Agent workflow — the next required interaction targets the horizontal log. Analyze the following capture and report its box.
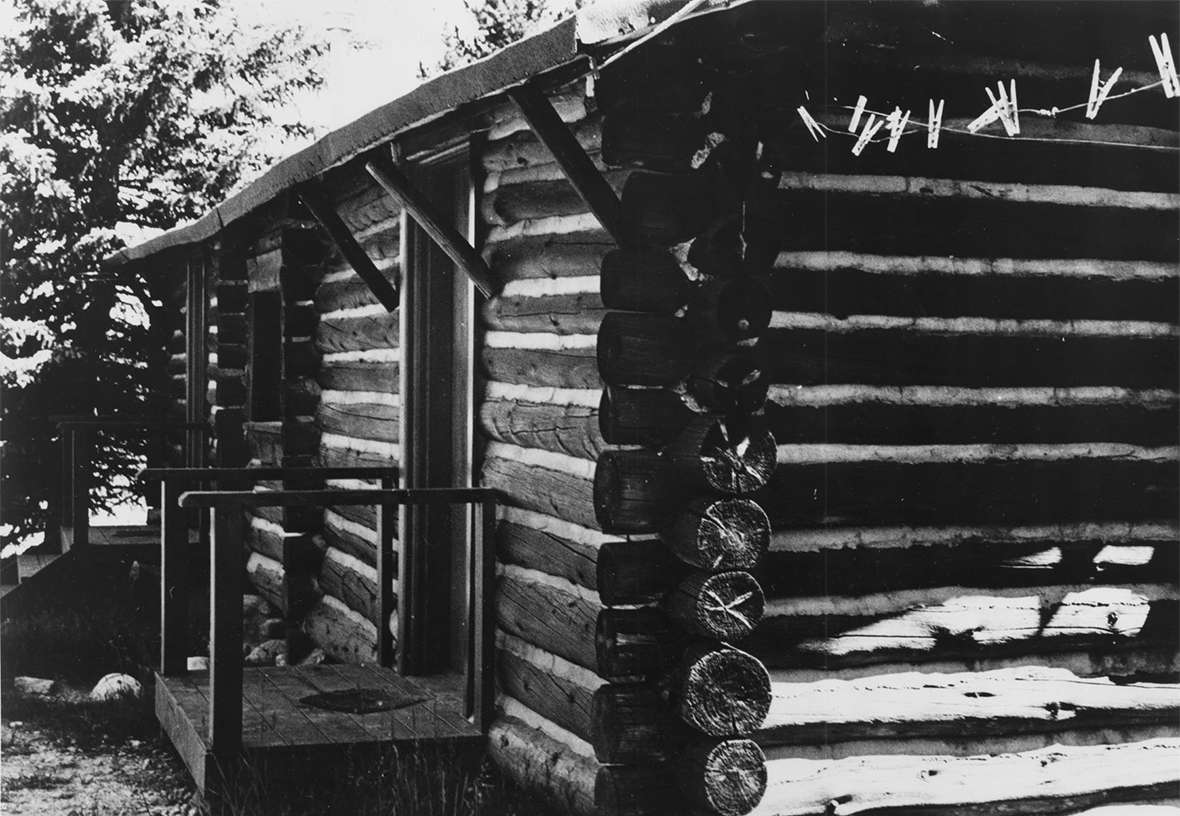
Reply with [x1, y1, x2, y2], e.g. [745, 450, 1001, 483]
[597, 312, 695, 388]
[600, 248, 692, 313]
[487, 714, 597, 816]
[322, 507, 378, 566]
[496, 507, 675, 604]
[496, 567, 599, 672]
[484, 228, 611, 282]
[768, 251, 1179, 322]
[315, 308, 399, 353]
[285, 377, 320, 416]
[496, 631, 668, 763]
[746, 584, 1180, 672]
[676, 738, 767, 816]
[599, 386, 697, 447]
[482, 118, 602, 172]
[686, 351, 769, 415]
[671, 643, 772, 737]
[753, 739, 1180, 816]
[301, 594, 378, 665]
[316, 401, 398, 443]
[762, 322, 1178, 389]
[481, 347, 601, 389]
[317, 359, 398, 392]
[317, 439, 398, 471]
[245, 421, 283, 465]
[760, 530, 1172, 599]
[666, 570, 765, 641]
[482, 450, 598, 531]
[759, 190, 1177, 262]
[593, 449, 678, 533]
[314, 263, 399, 313]
[482, 168, 629, 226]
[596, 606, 676, 680]
[763, 388, 1180, 446]
[246, 551, 286, 615]
[753, 459, 1178, 527]
[668, 497, 770, 572]
[482, 291, 605, 335]
[480, 398, 605, 459]
[317, 545, 381, 624]
[333, 183, 402, 236]
[758, 667, 1180, 750]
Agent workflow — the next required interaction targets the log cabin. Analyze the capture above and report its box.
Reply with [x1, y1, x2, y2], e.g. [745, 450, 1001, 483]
[102, 1, 1180, 813]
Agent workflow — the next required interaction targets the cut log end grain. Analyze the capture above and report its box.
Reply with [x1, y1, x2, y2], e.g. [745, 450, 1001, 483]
[674, 644, 772, 737]
[691, 278, 773, 345]
[597, 312, 695, 388]
[672, 419, 778, 495]
[668, 497, 770, 571]
[677, 738, 768, 816]
[593, 449, 678, 533]
[667, 571, 766, 641]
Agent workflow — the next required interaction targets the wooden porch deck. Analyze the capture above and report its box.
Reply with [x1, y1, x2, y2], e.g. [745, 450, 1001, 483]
[157, 665, 482, 792]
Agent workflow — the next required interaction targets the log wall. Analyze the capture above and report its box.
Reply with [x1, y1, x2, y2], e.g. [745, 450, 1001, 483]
[306, 171, 402, 663]
[590, 7, 1180, 815]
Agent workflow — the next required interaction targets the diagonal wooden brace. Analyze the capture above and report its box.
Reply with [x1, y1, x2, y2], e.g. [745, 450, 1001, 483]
[508, 83, 626, 245]
[364, 154, 497, 298]
[298, 182, 400, 312]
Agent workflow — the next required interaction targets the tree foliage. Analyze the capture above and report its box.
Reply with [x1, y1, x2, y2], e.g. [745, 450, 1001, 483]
[424, 0, 583, 77]
[0, 0, 328, 549]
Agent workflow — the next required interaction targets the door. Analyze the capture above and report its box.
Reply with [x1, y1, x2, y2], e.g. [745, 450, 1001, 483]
[398, 150, 480, 676]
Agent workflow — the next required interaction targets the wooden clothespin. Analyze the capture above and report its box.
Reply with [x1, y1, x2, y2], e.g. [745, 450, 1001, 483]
[1149, 33, 1179, 98]
[982, 79, 1020, 136]
[848, 95, 868, 133]
[927, 98, 945, 148]
[885, 107, 910, 153]
[851, 113, 884, 156]
[797, 105, 826, 142]
[1085, 60, 1123, 119]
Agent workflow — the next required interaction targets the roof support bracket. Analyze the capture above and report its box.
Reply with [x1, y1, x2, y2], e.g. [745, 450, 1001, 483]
[297, 182, 400, 312]
[365, 155, 497, 298]
[508, 82, 625, 245]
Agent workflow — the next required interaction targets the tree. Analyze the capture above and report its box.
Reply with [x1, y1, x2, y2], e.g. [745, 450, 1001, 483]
[0, 0, 329, 551]
[423, 0, 583, 77]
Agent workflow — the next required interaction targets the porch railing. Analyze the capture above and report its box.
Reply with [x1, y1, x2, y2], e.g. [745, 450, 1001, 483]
[138, 466, 398, 675]
[53, 416, 209, 553]
[172, 486, 498, 764]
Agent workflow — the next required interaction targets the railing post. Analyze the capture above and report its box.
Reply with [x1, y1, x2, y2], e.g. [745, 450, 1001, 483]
[57, 427, 74, 553]
[208, 502, 243, 763]
[160, 479, 188, 675]
[376, 497, 396, 668]
[472, 498, 496, 731]
[71, 427, 91, 550]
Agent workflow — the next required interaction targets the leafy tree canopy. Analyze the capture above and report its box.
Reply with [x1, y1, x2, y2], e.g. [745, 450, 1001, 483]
[424, 0, 583, 77]
[0, 0, 329, 549]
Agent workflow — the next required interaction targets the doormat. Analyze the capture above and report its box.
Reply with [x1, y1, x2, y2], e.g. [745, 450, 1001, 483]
[299, 687, 428, 714]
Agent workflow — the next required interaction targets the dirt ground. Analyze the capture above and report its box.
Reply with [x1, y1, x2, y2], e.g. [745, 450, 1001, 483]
[1, 686, 196, 816]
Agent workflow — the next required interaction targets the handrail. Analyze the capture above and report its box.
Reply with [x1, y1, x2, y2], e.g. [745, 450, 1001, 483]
[166, 486, 498, 764]
[145, 466, 399, 676]
[138, 465, 397, 482]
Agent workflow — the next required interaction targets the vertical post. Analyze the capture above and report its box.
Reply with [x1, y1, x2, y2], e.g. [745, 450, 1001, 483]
[160, 479, 188, 675]
[472, 498, 496, 731]
[56, 427, 74, 553]
[208, 502, 243, 762]
[376, 496, 396, 668]
[70, 427, 91, 550]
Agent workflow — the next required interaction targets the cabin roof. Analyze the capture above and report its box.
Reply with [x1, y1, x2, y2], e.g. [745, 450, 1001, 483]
[104, 0, 733, 267]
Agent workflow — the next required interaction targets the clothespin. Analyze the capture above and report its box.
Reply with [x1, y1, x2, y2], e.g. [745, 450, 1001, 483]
[983, 79, 1019, 136]
[848, 95, 868, 133]
[1085, 60, 1123, 119]
[797, 105, 826, 142]
[1149, 33, 1179, 98]
[927, 98, 945, 148]
[967, 100, 1001, 133]
[885, 106, 910, 153]
[851, 113, 884, 156]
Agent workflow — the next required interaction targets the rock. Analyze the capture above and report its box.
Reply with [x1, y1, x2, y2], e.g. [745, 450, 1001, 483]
[242, 594, 273, 617]
[274, 652, 288, 667]
[297, 647, 327, 666]
[260, 617, 286, 639]
[14, 676, 57, 695]
[186, 656, 209, 671]
[244, 638, 286, 667]
[90, 673, 143, 701]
